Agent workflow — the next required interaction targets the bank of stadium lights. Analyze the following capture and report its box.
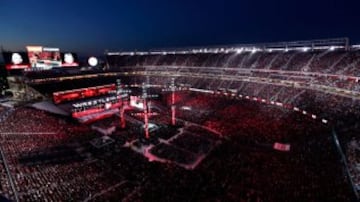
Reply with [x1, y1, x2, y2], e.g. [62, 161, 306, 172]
[110, 43, 351, 56]
[251, 48, 257, 54]
[236, 48, 243, 54]
[88, 57, 98, 67]
[303, 47, 310, 52]
[11, 53, 23, 64]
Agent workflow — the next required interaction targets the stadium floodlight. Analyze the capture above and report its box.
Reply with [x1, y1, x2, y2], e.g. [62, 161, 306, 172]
[303, 47, 309, 52]
[64, 53, 74, 64]
[88, 57, 98, 67]
[251, 48, 257, 54]
[11, 53, 23, 65]
[330, 46, 335, 51]
[236, 48, 243, 54]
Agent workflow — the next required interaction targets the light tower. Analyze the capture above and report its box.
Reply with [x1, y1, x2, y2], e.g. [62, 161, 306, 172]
[115, 79, 131, 129]
[162, 78, 181, 126]
[140, 81, 158, 139]
[142, 82, 149, 139]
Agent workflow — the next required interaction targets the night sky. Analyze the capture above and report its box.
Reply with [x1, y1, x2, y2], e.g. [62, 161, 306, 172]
[0, 0, 359, 56]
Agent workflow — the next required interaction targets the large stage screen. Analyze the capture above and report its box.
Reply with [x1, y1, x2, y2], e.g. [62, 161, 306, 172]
[2, 51, 31, 70]
[26, 46, 62, 69]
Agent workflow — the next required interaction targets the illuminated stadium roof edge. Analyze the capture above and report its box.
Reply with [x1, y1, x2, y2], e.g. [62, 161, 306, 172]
[107, 37, 360, 56]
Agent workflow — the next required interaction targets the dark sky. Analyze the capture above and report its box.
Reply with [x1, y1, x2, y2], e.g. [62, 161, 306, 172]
[0, 0, 359, 55]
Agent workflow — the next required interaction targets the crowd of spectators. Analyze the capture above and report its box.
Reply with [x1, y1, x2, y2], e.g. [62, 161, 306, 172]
[0, 91, 358, 201]
[165, 92, 357, 201]
[2, 40, 359, 201]
[103, 49, 360, 109]
[0, 108, 122, 201]
[0, 106, 14, 123]
[107, 49, 360, 75]
[346, 136, 360, 192]
[337, 122, 360, 197]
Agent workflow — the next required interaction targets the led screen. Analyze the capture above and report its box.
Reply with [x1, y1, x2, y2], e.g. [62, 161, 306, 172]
[27, 46, 62, 69]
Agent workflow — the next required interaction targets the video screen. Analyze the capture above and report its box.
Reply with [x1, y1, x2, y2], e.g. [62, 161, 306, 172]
[27, 46, 62, 69]
[61, 52, 79, 67]
[2, 52, 31, 70]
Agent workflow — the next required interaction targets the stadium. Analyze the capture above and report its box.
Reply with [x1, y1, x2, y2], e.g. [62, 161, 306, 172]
[0, 37, 359, 201]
